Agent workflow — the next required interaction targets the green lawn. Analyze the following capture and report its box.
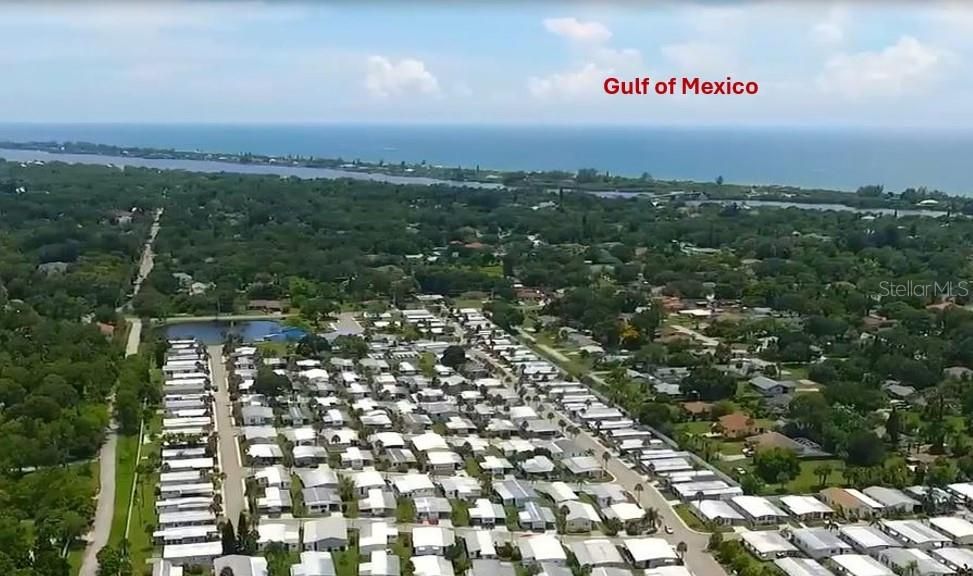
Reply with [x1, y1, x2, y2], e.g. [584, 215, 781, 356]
[334, 546, 360, 576]
[729, 458, 846, 495]
[464, 457, 482, 478]
[719, 441, 745, 455]
[780, 364, 810, 380]
[674, 504, 732, 533]
[127, 413, 163, 571]
[504, 505, 520, 530]
[451, 501, 471, 526]
[783, 460, 845, 493]
[109, 433, 140, 545]
[674, 504, 711, 533]
[392, 534, 412, 564]
[67, 548, 85, 576]
[676, 421, 713, 435]
[454, 296, 486, 309]
[396, 498, 417, 523]
[291, 474, 307, 516]
[257, 341, 291, 357]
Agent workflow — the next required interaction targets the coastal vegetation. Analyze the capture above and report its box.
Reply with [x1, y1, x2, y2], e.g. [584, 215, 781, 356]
[0, 160, 162, 574]
[4, 145, 973, 572]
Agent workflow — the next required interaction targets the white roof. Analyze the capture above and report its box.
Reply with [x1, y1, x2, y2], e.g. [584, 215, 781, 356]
[371, 432, 405, 448]
[360, 521, 396, 549]
[623, 538, 678, 563]
[644, 568, 692, 576]
[775, 558, 835, 576]
[948, 482, 973, 500]
[740, 531, 798, 555]
[465, 528, 496, 557]
[693, 499, 744, 522]
[607, 502, 645, 522]
[413, 526, 454, 549]
[881, 520, 951, 545]
[427, 450, 462, 466]
[929, 516, 973, 540]
[393, 473, 435, 494]
[780, 495, 833, 516]
[932, 547, 973, 571]
[354, 469, 387, 489]
[411, 556, 454, 576]
[412, 432, 448, 452]
[162, 540, 222, 560]
[521, 534, 567, 562]
[258, 523, 300, 545]
[300, 368, 330, 381]
[731, 495, 788, 519]
[839, 526, 900, 550]
[844, 488, 884, 510]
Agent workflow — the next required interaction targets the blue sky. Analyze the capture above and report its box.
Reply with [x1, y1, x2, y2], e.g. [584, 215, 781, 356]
[1, 1, 972, 127]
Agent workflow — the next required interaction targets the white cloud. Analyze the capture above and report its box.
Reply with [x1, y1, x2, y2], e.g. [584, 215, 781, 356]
[817, 36, 947, 98]
[543, 17, 612, 43]
[661, 42, 738, 75]
[365, 56, 440, 98]
[810, 6, 848, 45]
[528, 63, 606, 99]
[593, 46, 642, 71]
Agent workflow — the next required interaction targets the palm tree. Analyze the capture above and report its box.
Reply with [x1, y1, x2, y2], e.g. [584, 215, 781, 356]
[676, 541, 688, 558]
[813, 463, 833, 488]
[601, 451, 610, 468]
[634, 483, 644, 503]
[644, 507, 659, 531]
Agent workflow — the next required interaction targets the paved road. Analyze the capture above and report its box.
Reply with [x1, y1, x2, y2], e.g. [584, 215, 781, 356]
[81, 210, 158, 576]
[461, 323, 728, 576]
[80, 422, 118, 576]
[209, 345, 247, 527]
[129, 209, 163, 304]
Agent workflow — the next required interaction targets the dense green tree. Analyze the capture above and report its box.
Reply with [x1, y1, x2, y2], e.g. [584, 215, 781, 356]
[752, 448, 800, 484]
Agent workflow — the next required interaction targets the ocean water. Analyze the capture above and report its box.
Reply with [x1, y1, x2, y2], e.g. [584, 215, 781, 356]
[0, 123, 971, 194]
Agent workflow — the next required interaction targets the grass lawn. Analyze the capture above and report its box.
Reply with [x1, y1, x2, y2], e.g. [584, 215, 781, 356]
[109, 433, 140, 545]
[782, 459, 845, 493]
[675, 421, 713, 435]
[464, 457, 482, 478]
[504, 505, 520, 530]
[734, 458, 846, 495]
[396, 498, 417, 523]
[674, 504, 710, 533]
[127, 413, 163, 571]
[291, 473, 306, 516]
[392, 534, 412, 564]
[257, 341, 290, 357]
[334, 546, 360, 576]
[719, 441, 746, 455]
[780, 365, 810, 381]
[344, 498, 359, 518]
[451, 501, 471, 526]
[67, 548, 85, 576]
[674, 504, 732, 533]
[529, 342, 588, 379]
[454, 295, 486, 309]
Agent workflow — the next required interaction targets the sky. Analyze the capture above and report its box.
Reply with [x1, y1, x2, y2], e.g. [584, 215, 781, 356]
[1, 1, 973, 128]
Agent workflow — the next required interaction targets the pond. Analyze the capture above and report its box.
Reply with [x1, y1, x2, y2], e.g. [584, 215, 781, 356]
[163, 319, 306, 344]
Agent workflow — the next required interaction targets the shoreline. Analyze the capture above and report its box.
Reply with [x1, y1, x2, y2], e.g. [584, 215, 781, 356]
[0, 139, 965, 213]
[155, 313, 292, 324]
